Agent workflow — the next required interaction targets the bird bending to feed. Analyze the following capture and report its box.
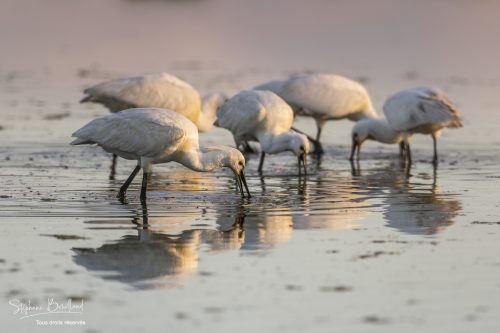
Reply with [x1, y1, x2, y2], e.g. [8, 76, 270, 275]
[80, 72, 227, 175]
[350, 87, 462, 164]
[254, 74, 377, 154]
[383, 87, 462, 165]
[71, 108, 250, 203]
[215, 90, 310, 176]
[350, 118, 404, 161]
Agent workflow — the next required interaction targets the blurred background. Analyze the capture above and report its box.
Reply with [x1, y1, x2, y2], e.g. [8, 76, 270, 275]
[2, 0, 499, 146]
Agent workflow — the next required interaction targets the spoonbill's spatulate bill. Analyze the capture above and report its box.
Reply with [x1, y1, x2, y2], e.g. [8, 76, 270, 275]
[383, 87, 463, 165]
[71, 108, 250, 203]
[350, 118, 405, 160]
[215, 90, 309, 176]
[80, 72, 227, 176]
[255, 74, 378, 153]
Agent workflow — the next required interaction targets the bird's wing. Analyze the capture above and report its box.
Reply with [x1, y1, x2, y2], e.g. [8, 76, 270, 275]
[71, 108, 190, 158]
[253, 80, 286, 95]
[280, 74, 371, 116]
[216, 91, 267, 138]
[83, 73, 202, 122]
[255, 91, 294, 134]
[383, 87, 462, 131]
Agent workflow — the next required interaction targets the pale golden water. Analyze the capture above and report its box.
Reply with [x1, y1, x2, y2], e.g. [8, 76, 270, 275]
[1, 0, 500, 332]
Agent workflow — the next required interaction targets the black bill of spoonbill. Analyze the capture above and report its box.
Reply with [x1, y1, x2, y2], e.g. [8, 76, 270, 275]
[383, 87, 463, 165]
[71, 108, 250, 203]
[215, 90, 310, 176]
[255, 74, 378, 154]
[350, 118, 405, 161]
[80, 72, 227, 175]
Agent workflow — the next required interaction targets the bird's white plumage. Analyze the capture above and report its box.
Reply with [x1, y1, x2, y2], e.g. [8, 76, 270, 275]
[216, 90, 294, 144]
[71, 108, 194, 162]
[383, 87, 462, 133]
[278, 74, 377, 120]
[82, 73, 221, 131]
[352, 118, 403, 144]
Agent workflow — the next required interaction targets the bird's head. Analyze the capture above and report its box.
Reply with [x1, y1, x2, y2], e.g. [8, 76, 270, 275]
[222, 148, 250, 198]
[288, 132, 309, 176]
[351, 120, 373, 145]
[288, 132, 310, 157]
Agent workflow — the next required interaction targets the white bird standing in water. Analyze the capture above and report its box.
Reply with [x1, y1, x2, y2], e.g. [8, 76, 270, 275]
[80, 73, 227, 175]
[71, 108, 250, 203]
[254, 74, 378, 153]
[351, 87, 462, 165]
[215, 90, 310, 176]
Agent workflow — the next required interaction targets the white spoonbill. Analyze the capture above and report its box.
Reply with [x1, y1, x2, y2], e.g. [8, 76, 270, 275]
[255, 74, 378, 153]
[383, 87, 462, 165]
[350, 118, 404, 161]
[71, 108, 250, 203]
[81, 73, 227, 174]
[215, 90, 310, 175]
[351, 87, 462, 164]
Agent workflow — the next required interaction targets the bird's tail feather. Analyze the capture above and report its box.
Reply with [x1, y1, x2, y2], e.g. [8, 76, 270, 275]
[70, 137, 93, 145]
[80, 95, 93, 103]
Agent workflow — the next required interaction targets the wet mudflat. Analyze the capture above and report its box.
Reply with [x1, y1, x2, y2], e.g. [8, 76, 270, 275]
[1, 109, 499, 332]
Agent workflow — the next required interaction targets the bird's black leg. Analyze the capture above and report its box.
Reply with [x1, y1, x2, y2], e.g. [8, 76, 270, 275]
[349, 137, 357, 161]
[406, 142, 412, 165]
[432, 134, 438, 165]
[314, 120, 325, 154]
[140, 171, 149, 204]
[109, 154, 118, 180]
[241, 141, 256, 154]
[257, 152, 266, 173]
[118, 164, 141, 199]
[399, 141, 406, 159]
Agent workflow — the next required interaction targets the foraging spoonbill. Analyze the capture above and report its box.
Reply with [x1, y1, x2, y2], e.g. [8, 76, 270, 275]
[215, 90, 310, 176]
[81, 72, 227, 175]
[383, 87, 462, 165]
[71, 108, 250, 203]
[255, 74, 378, 153]
[350, 118, 404, 160]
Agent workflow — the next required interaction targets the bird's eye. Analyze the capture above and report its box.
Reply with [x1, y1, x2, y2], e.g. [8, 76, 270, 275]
[238, 161, 244, 166]
[353, 133, 358, 138]
[300, 145, 304, 150]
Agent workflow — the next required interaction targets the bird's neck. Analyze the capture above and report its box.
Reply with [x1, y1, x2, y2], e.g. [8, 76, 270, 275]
[196, 95, 221, 132]
[258, 132, 294, 154]
[179, 149, 225, 172]
[371, 120, 402, 144]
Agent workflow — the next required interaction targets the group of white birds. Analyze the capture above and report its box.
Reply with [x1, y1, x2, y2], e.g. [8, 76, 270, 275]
[71, 72, 462, 203]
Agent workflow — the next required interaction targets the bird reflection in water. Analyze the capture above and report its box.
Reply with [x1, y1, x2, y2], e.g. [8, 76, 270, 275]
[351, 161, 461, 235]
[73, 205, 203, 289]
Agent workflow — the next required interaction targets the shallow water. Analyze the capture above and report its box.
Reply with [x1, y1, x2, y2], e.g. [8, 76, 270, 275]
[1, 0, 500, 332]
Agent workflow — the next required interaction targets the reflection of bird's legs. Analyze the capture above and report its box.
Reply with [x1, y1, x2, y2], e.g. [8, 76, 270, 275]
[118, 163, 141, 199]
[109, 154, 117, 180]
[141, 201, 149, 226]
[257, 152, 266, 173]
[350, 159, 361, 176]
[432, 133, 438, 165]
